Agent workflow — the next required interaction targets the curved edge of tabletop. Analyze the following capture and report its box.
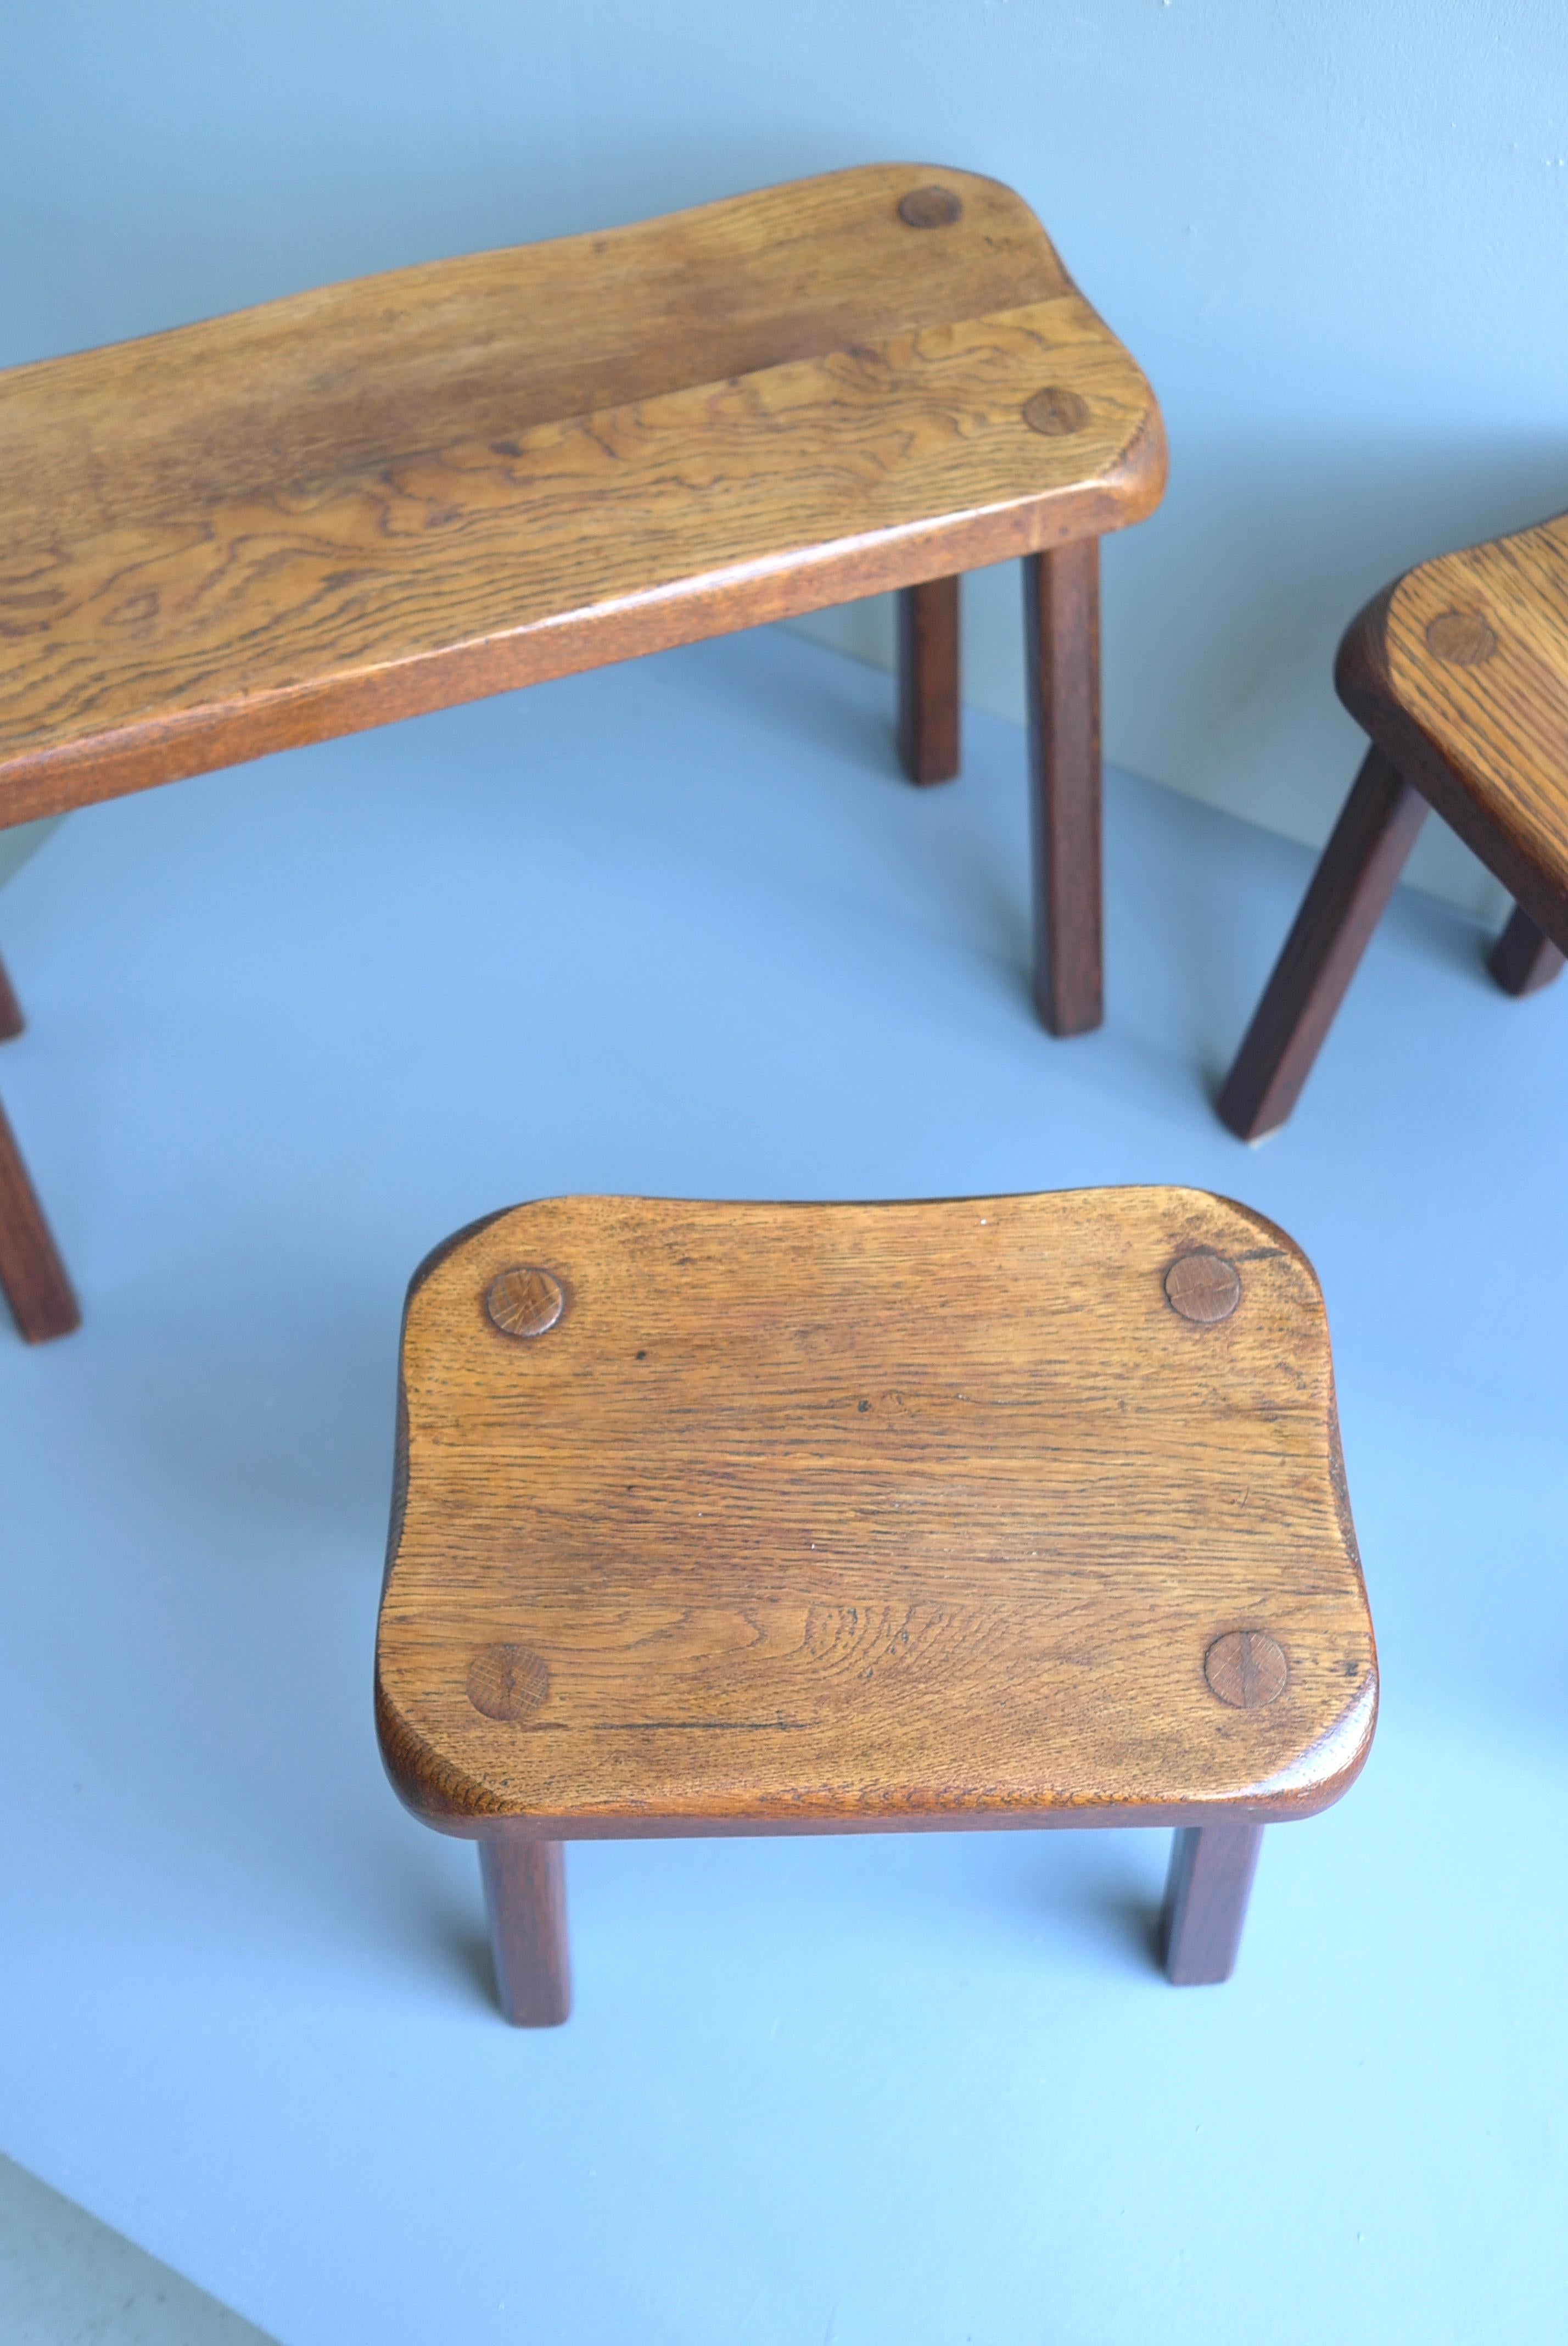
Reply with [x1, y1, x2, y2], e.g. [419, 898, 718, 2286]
[0, 402, 1168, 837]
[374, 1186, 1377, 1842]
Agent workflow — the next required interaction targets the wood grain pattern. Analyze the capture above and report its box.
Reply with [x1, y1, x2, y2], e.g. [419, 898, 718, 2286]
[376, 1188, 1376, 1841]
[0, 165, 1164, 830]
[1336, 512, 1568, 956]
[0, 1091, 80, 1342]
[1024, 539, 1102, 1035]
[896, 577, 961, 784]
[1217, 747, 1428, 1142]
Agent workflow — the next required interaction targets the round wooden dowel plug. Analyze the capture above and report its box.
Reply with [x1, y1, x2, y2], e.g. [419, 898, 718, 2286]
[486, 1266, 564, 1337]
[1164, 1250, 1241, 1323]
[1204, 1631, 1288, 1708]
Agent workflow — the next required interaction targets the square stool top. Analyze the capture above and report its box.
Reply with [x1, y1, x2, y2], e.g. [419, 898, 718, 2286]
[376, 1189, 1376, 1839]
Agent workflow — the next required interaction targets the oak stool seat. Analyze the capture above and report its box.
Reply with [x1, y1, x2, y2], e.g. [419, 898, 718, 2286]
[0, 163, 1164, 1342]
[1219, 509, 1568, 1140]
[376, 1188, 1377, 2025]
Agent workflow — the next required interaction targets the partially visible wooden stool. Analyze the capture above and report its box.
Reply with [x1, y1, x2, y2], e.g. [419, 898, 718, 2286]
[376, 1188, 1376, 2024]
[0, 951, 79, 1343]
[1219, 512, 1568, 1140]
[0, 165, 1166, 1338]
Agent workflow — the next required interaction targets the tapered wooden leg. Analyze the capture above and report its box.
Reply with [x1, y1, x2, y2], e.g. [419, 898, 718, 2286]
[0, 1091, 79, 1343]
[895, 577, 961, 784]
[479, 1838, 571, 2026]
[0, 953, 21, 1042]
[1161, 1822, 1263, 1985]
[1023, 540, 1102, 1036]
[1487, 903, 1565, 997]
[1217, 746, 1427, 1141]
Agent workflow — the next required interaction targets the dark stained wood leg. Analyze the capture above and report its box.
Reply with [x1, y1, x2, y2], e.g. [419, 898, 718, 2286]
[1023, 540, 1102, 1036]
[479, 1837, 571, 2026]
[0, 1091, 79, 1343]
[0, 952, 22, 1042]
[1487, 903, 1566, 997]
[1161, 1822, 1263, 1985]
[895, 576, 961, 785]
[1216, 746, 1428, 1141]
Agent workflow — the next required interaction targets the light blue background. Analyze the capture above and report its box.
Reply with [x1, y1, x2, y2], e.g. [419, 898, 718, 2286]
[5, 0, 1568, 905]
[2, 9, 1567, 2340]
[1, 629, 1566, 2342]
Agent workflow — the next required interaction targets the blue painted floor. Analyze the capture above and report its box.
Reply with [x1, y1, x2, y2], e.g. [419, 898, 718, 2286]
[0, 625, 1563, 2344]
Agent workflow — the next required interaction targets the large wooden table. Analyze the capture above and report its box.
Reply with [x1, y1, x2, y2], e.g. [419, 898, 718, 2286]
[0, 164, 1165, 1340]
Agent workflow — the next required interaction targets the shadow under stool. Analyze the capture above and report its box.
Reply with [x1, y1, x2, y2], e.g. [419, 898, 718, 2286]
[0, 163, 1165, 1341]
[1219, 510, 1568, 1140]
[376, 1187, 1377, 2025]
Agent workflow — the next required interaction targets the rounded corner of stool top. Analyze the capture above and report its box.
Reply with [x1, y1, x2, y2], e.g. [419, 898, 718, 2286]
[373, 1654, 499, 1839]
[1191, 1186, 1329, 1294]
[1332, 578, 1402, 728]
[1245, 1644, 1379, 1818]
[404, 1203, 519, 1311]
[872, 158, 1066, 244]
[1118, 394, 1171, 522]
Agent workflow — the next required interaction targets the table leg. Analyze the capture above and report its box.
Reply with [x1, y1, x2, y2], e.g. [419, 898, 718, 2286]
[1217, 745, 1427, 1140]
[1161, 1822, 1263, 1985]
[1487, 903, 1566, 997]
[0, 1091, 79, 1343]
[895, 577, 961, 785]
[0, 952, 21, 1042]
[479, 1839, 572, 2026]
[1023, 539, 1102, 1036]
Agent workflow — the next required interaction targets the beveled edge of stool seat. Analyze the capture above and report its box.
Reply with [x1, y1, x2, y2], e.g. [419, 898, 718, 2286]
[376, 1187, 1377, 1846]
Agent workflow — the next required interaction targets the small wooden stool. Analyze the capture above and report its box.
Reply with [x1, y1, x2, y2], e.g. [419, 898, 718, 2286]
[376, 1188, 1376, 2024]
[0, 165, 1165, 1339]
[1219, 511, 1568, 1140]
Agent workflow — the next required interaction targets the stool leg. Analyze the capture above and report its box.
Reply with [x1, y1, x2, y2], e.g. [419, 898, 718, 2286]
[0, 953, 22, 1042]
[1487, 903, 1565, 997]
[895, 577, 961, 785]
[1161, 1822, 1263, 1985]
[479, 1838, 571, 2026]
[0, 1091, 80, 1343]
[1023, 539, 1102, 1036]
[1217, 746, 1427, 1141]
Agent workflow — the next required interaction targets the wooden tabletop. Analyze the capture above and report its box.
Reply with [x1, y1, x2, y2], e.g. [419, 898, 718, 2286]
[1337, 510, 1568, 944]
[0, 165, 1164, 830]
[377, 1189, 1376, 1840]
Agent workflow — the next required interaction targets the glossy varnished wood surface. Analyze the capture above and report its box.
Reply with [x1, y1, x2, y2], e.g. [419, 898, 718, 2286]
[0, 165, 1164, 829]
[377, 1189, 1376, 1839]
[1337, 511, 1568, 952]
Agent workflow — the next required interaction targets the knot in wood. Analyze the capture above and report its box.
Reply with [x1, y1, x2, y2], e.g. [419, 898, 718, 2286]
[467, 1644, 551, 1721]
[897, 186, 962, 229]
[1022, 386, 1089, 437]
[1425, 609, 1497, 666]
[1204, 1630, 1287, 1708]
[486, 1265, 564, 1338]
[1164, 1249, 1241, 1323]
